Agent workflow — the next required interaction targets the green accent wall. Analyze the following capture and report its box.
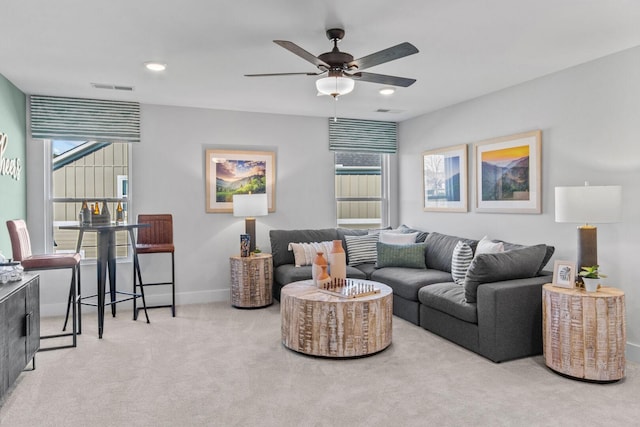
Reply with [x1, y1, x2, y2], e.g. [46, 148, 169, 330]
[0, 74, 26, 258]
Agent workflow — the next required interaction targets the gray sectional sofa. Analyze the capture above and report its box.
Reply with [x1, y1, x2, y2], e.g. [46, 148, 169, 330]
[269, 227, 554, 362]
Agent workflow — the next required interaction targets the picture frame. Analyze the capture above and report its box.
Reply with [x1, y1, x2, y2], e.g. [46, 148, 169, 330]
[474, 130, 541, 213]
[205, 149, 276, 213]
[422, 144, 468, 212]
[552, 260, 576, 288]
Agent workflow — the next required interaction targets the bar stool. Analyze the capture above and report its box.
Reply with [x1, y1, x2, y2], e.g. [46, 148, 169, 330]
[133, 214, 175, 319]
[6, 219, 80, 351]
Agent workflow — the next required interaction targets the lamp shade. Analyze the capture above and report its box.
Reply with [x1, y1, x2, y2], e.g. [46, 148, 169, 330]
[554, 185, 622, 224]
[233, 193, 268, 218]
[316, 76, 355, 97]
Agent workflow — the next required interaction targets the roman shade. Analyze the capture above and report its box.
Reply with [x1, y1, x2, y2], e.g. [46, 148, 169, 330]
[30, 95, 141, 143]
[329, 118, 397, 153]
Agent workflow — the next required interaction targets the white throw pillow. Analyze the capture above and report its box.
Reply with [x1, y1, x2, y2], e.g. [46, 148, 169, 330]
[379, 231, 418, 245]
[288, 241, 333, 267]
[451, 241, 473, 285]
[475, 236, 504, 256]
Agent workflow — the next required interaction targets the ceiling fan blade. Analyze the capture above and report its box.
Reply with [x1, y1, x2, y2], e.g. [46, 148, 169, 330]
[274, 40, 330, 69]
[348, 42, 419, 71]
[349, 72, 416, 87]
[245, 72, 323, 77]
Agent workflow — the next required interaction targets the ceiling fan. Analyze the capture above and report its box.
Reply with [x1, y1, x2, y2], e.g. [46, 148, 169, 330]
[245, 28, 419, 98]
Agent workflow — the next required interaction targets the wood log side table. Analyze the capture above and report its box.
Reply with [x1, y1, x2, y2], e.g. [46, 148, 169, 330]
[280, 280, 393, 358]
[230, 253, 273, 308]
[542, 283, 626, 382]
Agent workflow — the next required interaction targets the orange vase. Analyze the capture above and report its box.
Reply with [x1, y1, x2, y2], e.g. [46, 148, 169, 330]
[312, 251, 328, 286]
[317, 264, 331, 289]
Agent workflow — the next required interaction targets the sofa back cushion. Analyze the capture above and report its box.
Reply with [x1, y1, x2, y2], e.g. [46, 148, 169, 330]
[463, 244, 547, 303]
[269, 229, 339, 268]
[424, 232, 478, 273]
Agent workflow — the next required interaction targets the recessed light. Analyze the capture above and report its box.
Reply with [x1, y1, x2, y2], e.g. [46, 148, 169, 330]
[144, 62, 166, 72]
[379, 87, 395, 96]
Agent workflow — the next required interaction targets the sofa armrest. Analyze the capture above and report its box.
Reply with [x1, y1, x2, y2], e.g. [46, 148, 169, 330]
[476, 275, 551, 362]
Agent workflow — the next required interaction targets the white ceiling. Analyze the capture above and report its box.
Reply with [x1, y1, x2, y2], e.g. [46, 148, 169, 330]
[2, 0, 640, 122]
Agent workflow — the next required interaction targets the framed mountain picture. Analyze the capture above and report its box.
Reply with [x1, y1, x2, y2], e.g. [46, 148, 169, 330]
[474, 130, 541, 213]
[205, 149, 276, 213]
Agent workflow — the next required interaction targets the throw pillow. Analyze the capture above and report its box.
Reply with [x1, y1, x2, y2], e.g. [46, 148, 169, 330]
[376, 242, 427, 269]
[475, 236, 504, 256]
[287, 241, 333, 267]
[379, 231, 419, 245]
[463, 244, 547, 303]
[451, 241, 473, 285]
[344, 234, 380, 265]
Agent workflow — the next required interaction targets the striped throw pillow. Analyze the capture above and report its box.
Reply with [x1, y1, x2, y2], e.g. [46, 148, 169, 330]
[345, 234, 379, 265]
[452, 241, 473, 285]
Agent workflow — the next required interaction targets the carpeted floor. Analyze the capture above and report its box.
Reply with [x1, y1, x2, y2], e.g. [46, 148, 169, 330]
[0, 302, 638, 426]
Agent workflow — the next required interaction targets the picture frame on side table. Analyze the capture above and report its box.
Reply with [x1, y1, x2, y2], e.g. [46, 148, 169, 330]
[552, 260, 576, 288]
[205, 149, 276, 213]
[474, 130, 541, 213]
[422, 144, 468, 212]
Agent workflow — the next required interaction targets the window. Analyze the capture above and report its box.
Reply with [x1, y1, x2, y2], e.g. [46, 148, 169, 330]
[335, 152, 388, 229]
[50, 140, 131, 259]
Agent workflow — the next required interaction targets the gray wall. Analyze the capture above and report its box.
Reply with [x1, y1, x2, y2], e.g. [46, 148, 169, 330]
[398, 46, 640, 361]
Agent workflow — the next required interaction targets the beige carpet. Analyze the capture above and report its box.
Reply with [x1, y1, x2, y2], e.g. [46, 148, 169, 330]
[0, 302, 638, 427]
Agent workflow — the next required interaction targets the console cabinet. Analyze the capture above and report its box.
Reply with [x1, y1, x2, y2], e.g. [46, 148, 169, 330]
[0, 274, 40, 399]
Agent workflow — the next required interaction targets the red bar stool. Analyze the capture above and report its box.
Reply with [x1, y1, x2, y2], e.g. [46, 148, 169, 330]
[133, 214, 175, 318]
[6, 219, 80, 351]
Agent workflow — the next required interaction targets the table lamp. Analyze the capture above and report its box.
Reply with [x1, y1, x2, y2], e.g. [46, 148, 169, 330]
[233, 193, 268, 254]
[554, 183, 622, 276]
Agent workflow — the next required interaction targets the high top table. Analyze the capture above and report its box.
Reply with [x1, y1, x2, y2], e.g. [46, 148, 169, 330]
[60, 222, 150, 339]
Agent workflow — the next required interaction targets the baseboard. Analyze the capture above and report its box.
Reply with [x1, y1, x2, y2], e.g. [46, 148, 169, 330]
[40, 288, 231, 317]
[626, 342, 640, 363]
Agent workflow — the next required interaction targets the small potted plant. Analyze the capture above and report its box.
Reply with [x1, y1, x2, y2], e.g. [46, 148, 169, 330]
[578, 265, 606, 292]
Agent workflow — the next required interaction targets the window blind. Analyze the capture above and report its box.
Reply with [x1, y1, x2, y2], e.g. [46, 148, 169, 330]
[30, 95, 141, 143]
[329, 118, 397, 153]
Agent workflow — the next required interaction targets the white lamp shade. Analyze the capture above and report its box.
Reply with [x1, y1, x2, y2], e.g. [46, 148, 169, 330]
[555, 185, 622, 224]
[232, 193, 268, 217]
[316, 76, 355, 97]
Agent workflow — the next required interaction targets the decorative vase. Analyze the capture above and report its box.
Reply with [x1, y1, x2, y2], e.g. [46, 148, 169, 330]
[582, 277, 600, 292]
[317, 264, 331, 289]
[329, 240, 346, 286]
[312, 251, 328, 286]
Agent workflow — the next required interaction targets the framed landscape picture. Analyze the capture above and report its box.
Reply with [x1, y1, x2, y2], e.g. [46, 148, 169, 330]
[474, 130, 541, 213]
[552, 260, 576, 288]
[422, 144, 468, 212]
[205, 149, 276, 213]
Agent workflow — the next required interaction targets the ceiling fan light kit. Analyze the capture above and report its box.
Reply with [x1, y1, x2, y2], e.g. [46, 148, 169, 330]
[246, 28, 418, 100]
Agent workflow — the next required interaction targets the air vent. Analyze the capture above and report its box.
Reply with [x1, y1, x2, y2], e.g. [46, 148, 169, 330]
[375, 108, 403, 114]
[91, 83, 134, 91]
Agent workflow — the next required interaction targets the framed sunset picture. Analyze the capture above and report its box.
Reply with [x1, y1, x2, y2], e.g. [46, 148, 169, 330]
[205, 149, 276, 213]
[474, 130, 541, 213]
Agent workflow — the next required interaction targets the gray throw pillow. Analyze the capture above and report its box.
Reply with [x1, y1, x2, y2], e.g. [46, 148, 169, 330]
[376, 242, 427, 269]
[463, 244, 547, 303]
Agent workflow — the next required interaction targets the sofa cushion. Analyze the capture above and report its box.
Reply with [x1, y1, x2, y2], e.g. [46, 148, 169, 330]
[451, 241, 473, 285]
[270, 229, 339, 268]
[419, 283, 478, 324]
[376, 242, 426, 269]
[463, 244, 547, 303]
[371, 267, 452, 302]
[424, 232, 478, 273]
[352, 262, 376, 279]
[498, 240, 555, 275]
[288, 241, 333, 266]
[345, 234, 379, 265]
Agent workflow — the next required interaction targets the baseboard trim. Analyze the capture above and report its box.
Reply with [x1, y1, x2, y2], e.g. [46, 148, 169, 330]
[626, 342, 640, 363]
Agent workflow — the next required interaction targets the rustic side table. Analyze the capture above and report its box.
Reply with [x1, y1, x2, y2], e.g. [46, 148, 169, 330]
[229, 253, 273, 308]
[542, 283, 626, 382]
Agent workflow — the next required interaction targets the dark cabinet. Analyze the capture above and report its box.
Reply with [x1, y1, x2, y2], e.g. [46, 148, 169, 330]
[0, 274, 40, 399]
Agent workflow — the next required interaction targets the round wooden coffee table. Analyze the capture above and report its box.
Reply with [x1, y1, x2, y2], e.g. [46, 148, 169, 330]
[280, 280, 393, 357]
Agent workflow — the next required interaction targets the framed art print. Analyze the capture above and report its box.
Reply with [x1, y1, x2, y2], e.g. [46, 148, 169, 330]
[422, 144, 468, 212]
[552, 260, 576, 288]
[474, 130, 541, 214]
[205, 149, 276, 213]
